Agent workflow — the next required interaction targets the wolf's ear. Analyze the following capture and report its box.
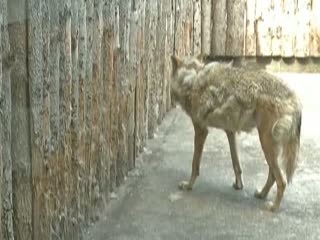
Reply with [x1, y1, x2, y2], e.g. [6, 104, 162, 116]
[171, 55, 182, 72]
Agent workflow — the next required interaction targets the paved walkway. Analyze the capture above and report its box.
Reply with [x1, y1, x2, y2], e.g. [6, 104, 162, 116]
[85, 73, 320, 240]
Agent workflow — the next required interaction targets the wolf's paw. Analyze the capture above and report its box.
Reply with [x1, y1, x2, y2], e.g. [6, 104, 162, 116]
[178, 181, 192, 191]
[233, 181, 243, 190]
[254, 189, 266, 199]
[265, 201, 278, 212]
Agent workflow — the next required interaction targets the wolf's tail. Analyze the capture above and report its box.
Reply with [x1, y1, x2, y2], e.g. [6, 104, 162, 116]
[272, 110, 302, 183]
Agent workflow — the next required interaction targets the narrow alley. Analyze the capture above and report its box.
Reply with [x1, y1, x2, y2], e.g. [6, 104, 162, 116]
[84, 74, 320, 240]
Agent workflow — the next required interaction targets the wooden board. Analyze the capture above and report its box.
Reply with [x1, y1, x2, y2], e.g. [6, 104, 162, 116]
[85, 0, 94, 221]
[193, 0, 201, 55]
[77, 0, 87, 231]
[281, 0, 295, 57]
[271, 0, 282, 56]
[90, 0, 104, 220]
[164, 0, 173, 111]
[134, 0, 146, 154]
[11, 7, 35, 240]
[48, 1, 61, 237]
[147, 0, 158, 137]
[185, 0, 193, 56]
[117, 0, 128, 183]
[143, 0, 151, 140]
[129, 0, 138, 169]
[255, 0, 272, 56]
[174, 0, 182, 55]
[157, 0, 167, 120]
[1, 0, 15, 238]
[41, 0, 51, 235]
[211, 0, 227, 56]
[70, 0, 80, 238]
[28, 0, 45, 238]
[226, 0, 246, 56]
[60, 0, 73, 237]
[245, 0, 257, 56]
[110, 0, 119, 192]
[295, 0, 311, 57]
[201, 0, 211, 56]
[310, 0, 320, 56]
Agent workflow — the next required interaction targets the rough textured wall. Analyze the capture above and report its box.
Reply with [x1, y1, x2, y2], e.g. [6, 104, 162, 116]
[2, 0, 318, 239]
[1, 0, 14, 239]
[0, 0, 194, 239]
[208, 0, 320, 58]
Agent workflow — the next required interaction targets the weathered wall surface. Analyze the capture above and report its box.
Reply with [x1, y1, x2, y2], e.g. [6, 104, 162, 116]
[0, 0, 319, 239]
[207, 0, 320, 58]
[0, 0, 195, 239]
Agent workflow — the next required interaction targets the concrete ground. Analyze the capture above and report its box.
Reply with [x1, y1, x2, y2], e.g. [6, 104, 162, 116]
[84, 73, 320, 240]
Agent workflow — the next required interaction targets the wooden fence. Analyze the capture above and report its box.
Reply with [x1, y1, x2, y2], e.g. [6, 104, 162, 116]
[206, 0, 320, 57]
[0, 0, 194, 239]
[0, 0, 319, 239]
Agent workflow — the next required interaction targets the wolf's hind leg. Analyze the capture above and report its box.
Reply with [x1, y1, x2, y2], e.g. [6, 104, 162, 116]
[179, 122, 208, 191]
[258, 129, 286, 212]
[254, 166, 275, 199]
[226, 131, 243, 190]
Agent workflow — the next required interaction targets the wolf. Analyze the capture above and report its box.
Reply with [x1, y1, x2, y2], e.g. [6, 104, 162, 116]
[170, 55, 302, 212]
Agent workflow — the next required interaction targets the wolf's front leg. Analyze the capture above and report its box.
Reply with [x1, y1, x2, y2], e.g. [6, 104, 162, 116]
[179, 123, 208, 191]
[225, 131, 244, 190]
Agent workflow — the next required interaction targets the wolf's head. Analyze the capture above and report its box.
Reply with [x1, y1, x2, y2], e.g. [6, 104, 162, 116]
[170, 55, 202, 111]
[171, 55, 234, 77]
[170, 55, 205, 91]
[171, 54, 204, 77]
[170, 55, 234, 111]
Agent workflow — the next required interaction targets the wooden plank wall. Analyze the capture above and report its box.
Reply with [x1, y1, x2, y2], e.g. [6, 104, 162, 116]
[0, 0, 319, 239]
[0, 0, 193, 239]
[1, 0, 15, 239]
[209, 0, 320, 57]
